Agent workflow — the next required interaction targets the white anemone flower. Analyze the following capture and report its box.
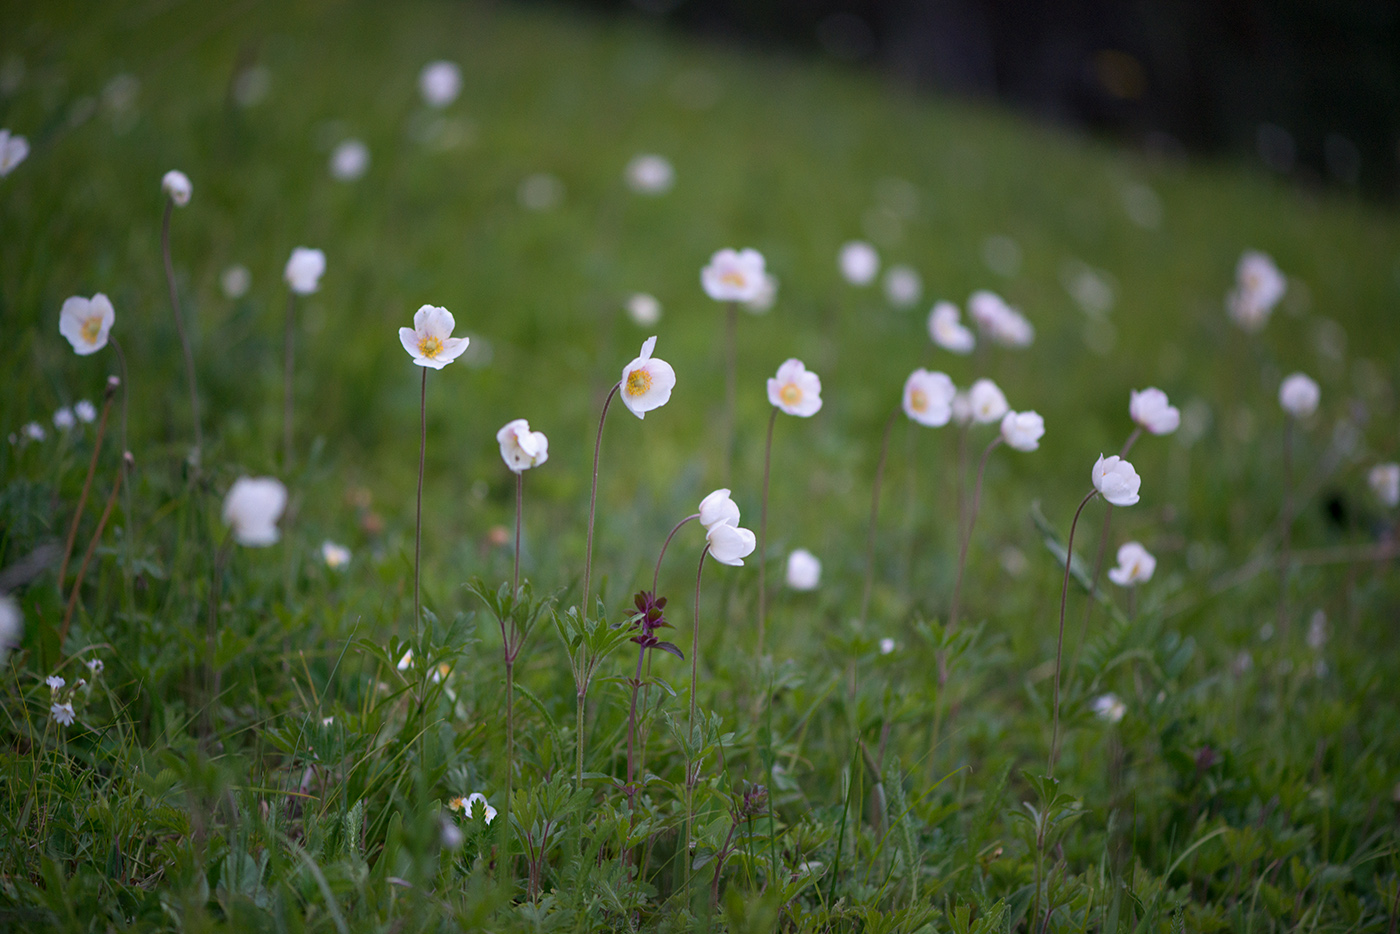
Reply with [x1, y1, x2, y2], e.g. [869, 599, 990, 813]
[284, 247, 326, 295]
[1107, 541, 1156, 586]
[743, 273, 778, 314]
[53, 408, 76, 431]
[74, 400, 97, 423]
[706, 521, 757, 567]
[1369, 463, 1400, 507]
[449, 792, 497, 823]
[419, 60, 462, 108]
[221, 477, 288, 547]
[838, 240, 879, 286]
[878, 637, 896, 655]
[396, 648, 414, 671]
[767, 358, 822, 417]
[399, 305, 470, 369]
[625, 153, 674, 194]
[46, 675, 65, 691]
[50, 702, 76, 726]
[497, 418, 549, 472]
[968, 378, 1009, 424]
[1130, 388, 1180, 435]
[221, 265, 251, 298]
[0, 129, 29, 176]
[902, 369, 955, 427]
[1000, 411, 1045, 451]
[1236, 251, 1286, 312]
[59, 294, 116, 356]
[626, 293, 661, 326]
[784, 548, 821, 590]
[440, 818, 465, 851]
[0, 595, 20, 665]
[968, 290, 1008, 334]
[21, 422, 46, 442]
[883, 265, 922, 307]
[321, 541, 351, 569]
[928, 302, 975, 354]
[1279, 372, 1320, 418]
[950, 391, 973, 426]
[699, 489, 740, 531]
[330, 139, 370, 181]
[1092, 455, 1141, 507]
[1092, 693, 1126, 723]
[968, 290, 1034, 346]
[161, 170, 192, 206]
[701, 248, 766, 303]
[619, 336, 676, 419]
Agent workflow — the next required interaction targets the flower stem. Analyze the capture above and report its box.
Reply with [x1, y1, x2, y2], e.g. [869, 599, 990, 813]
[946, 435, 1002, 674]
[1278, 416, 1294, 634]
[59, 453, 127, 646]
[757, 407, 778, 654]
[58, 381, 116, 595]
[723, 302, 737, 485]
[514, 472, 524, 595]
[161, 198, 202, 460]
[689, 544, 711, 737]
[859, 407, 901, 627]
[1072, 428, 1140, 680]
[582, 382, 621, 622]
[283, 291, 296, 471]
[204, 528, 235, 738]
[1051, 489, 1099, 778]
[502, 657, 514, 895]
[653, 514, 700, 595]
[626, 645, 645, 804]
[108, 339, 136, 615]
[575, 687, 586, 791]
[414, 368, 427, 631]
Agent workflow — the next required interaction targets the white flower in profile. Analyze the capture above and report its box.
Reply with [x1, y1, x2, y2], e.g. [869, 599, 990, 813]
[968, 290, 1034, 346]
[968, 290, 1008, 334]
[838, 241, 879, 286]
[767, 358, 822, 417]
[950, 391, 973, 426]
[1092, 693, 1126, 723]
[396, 648, 414, 671]
[743, 273, 778, 314]
[497, 418, 549, 472]
[53, 408, 76, 431]
[990, 306, 1034, 347]
[699, 488, 740, 531]
[46, 675, 65, 691]
[399, 305, 470, 370]
[968, 378, 1009, 424]
[221, 265, 251, 299]
[626, 293, 661, 326]
[419, 60, 462, 108]
[0, 129, 29, 176]
[706, 521, 757, 566]
[222, 477, 288, 547]
[1000, 411, 1045, 451]
[928, 302, 975, 354]
[284, 247, 326, 295]
[321, 541, 351, 569]
[902, 369, 955, 427]
[50, 702, 76, 726]
[1093, 455, 1141, 507]
[449, 792, 497, 823]
[878, 637, 896, 655]
[330, 139, 369, 181]
[1369, 463, 1400, 507]
[701, 248, 766, 303]
[74, 400, 97, 423]
[1278, 372, 1319, 418]
[883, 265, 922, 307]
[0, 595, 20, 664]
[625, 153, 674, 194]
[1107, 541, 1156, 586]
[22, 422, 46, 442]
[1130, 388, 1180, 435]
[59, 294, 116, 356]
[161, 170, 192, 206]
[1236, 250, 1286, 311]
[784, 548, 820, 590]
[619, 336, 676, 419]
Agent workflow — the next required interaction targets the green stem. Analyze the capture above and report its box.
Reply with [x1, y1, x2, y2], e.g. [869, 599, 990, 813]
[1051, 489, 1099, 778]
[413, 367, 427, 631]
[757, 407, 778, 654]
[859, 407, 901, 627]
[161, 198, 202, 459]
[582, 382, 621, 622]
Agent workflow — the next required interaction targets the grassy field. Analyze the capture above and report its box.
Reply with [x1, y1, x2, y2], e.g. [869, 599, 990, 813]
[3, 0, 1400, 930]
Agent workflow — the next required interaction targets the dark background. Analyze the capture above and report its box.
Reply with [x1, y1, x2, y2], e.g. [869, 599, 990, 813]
[560, 0, 1400, 199]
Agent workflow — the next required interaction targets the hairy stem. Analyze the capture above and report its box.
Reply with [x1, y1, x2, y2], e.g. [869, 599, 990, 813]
[414, 368, 427, 631]
[689, 545, 711, 736]
[653, 514, 700, 595]
[1051, 489, 1099, 778]
[582, 382, 621, 621]
[283, 292, 296, 471]
[514, 471, 523, 595]
[757, 407, 778, 654]
[1072, 429, 1140, 680]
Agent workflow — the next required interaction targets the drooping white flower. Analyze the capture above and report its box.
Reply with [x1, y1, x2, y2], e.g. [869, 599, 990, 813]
[0, 595, 20, 665]
[701, 248, 766, 303]
[699, 489, 740, 531]
[330, 139, 369, 181]
[968, 378, 1009, 424]
[878, 637, 896, 655]
[496, 418, 549, 472]
[838, 241, 879, 286]
[59, 294, 116, 356]
[221, 477, 288, 547]
[706, 521, 757, 567]
[419, 60, 462, 108]
[625, 153, 674, 194]
[74, 400, 97, 423]
[1000, 410, 1045, 451]
[221, 265, 251, 298]
[284, 247, 326, 295]
[50, 702, 75, 726]
[743, 273, 778, 314]
[784, 548, 820, 590]
[46, 675, 65, 691]
[950, 391, 973, 426]
[53, 408, 76, 431]
[0, 129, 29, 176]
[902, 369, 955, 427]
[626, 293, 661, 326]
[1107, 541, 1156, 586]
[321, 541, 351, 569]
[399, 305, 470, 370]
[619, 336, 676, 419]
[767, 358, 822, 417]
[161, 170, 192, 206]
[1130, 388, 1180, 435]
[1093, 455, 1141, 507]
[1092, 693, 1125, 723]
[1279, 372, 1319, 418]
[1369, 462, 1400, 507]
[928, 302, 975, 354]
[883, 265, 922, 307]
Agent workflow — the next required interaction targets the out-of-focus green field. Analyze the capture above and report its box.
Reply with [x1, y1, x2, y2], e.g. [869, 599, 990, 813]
[2, 1, 1399, 930]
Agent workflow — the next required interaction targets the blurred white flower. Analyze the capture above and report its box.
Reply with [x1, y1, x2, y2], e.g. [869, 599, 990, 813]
[221, 265, 251, 299]
[927, 301, 975, 354]
[968, 290, 1034, 347]
[838, 241, 879, 286]
[968, 378, 1009, 424]
[1229, 250, 1286, 333]
[626, 293, 661, 326]
[449, 792, 496, 823]
[0, 595, 20, 665]
[625, 153, 674, 194]
[21, 422, 46, 442]
[1368, 462, 1399, 507]
[1278, 372, 1319, 418]
[232, 65, 271, 107]
[284, 247, 326, 295]
[743, 273, 778, 314]
[784, 548, 821, 590]
[419, 60, 462, 108]
[767, 358, 822, 417]
[950, 391, 973, 426]
[1093, 455, 1141, 507]
[46, 675, 65, 691]
[50, 702, 75, 726]
[321, 541, 351, 569]
[883, 265, 922, 307]
[399, 305, 470, 370]
[1107, 541, 1156, 586]
[86, 658, 103, 676]
[53, 408, 75, 431]
[397, 648, 414, 671]
[1092, 693, 1125, 723]
[706, 522, 756, 566]
[497, 418, 549, 472]
[902, 368, 955, 427]
[699, 489, 740, 531]
[620, 336, 676, 419]
[701, 248, 766, 303]
[0, 129, 29, 176]
[1130, 388, 1180, 435]
[222, 477, 288, 547]
[1306, 610, 1328, 650]
[330, 139, 369, 181]
[59, 294, 115, 356]
[1000, 410, 1044, 451]
[879, 637, 896, 655]
[518, 173, 563, 211]
[161, 170, 191, 206]
[74, 400, 96, 423]
[440, 817, 464, 851]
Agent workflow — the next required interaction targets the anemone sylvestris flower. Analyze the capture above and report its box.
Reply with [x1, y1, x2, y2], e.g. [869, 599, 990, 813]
[619, 336, 676, 419]
[625, 153, 674, 194]
[419, 61, 462, 108]
[284, 247, 326, 295]
[1107, 541, 1156, 586]
[449, 792, 497, 823]
[883, 266, 922, 307]
[626, 293, 661, 326]
[785, 548, 821, 590]
[330, 140, 369, 181]
[701, 248, 766, 303]
[1000, 410, 1045, 451]
[968, 290, 1033, 346]
[0, 129, 29, 176]
[1092, 455, 1141, 507]
[399, 305, 469, 369]
[902, 368, 955, 426]
[767, 358, 822, 417]
[222, 477, 288, 547]
[744, 273, 778, 313]
[1228, 251, 1286, 331]
[1130, 388, 1180, 435]
[1370, 463, 1400, 507]
[968, 378, 1009, 424]
[497, 419, 549, 472]
[699, 488, 740, 531]
[74, 400, 96, 423]
[1092, 693, 1126, 723]
[928, 301, 975, 354]
[161, 170, 191, 206]
[1279, 372, 1320, 418]
[321, 541, 351, 569]
[53, 408, 75, 431]
[706, 521, 756, 567]
[59, 294, 115, 356]
[950, 391, 972, 426]
[838, 241, 879, 286]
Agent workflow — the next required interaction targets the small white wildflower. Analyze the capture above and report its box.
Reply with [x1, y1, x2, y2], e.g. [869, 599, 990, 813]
[51, 702, 76, 726]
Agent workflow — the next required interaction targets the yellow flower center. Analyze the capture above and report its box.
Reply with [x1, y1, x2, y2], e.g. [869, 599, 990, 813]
[779, 383, 802, 406]
[80, 315, 103, 345]
[720, 271, 746, 288]
[449, 796, 466, 811]
[909, 389, 928, 412]
[418, 335, 443, 358]
[626, 367, 652, 397]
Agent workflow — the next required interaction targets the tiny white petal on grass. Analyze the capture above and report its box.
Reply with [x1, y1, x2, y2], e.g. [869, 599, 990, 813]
[330, 139, 369, 181]
[419, 60, 462, 108]
[767, 358, 822, 417]
[46, 675, 65, 691]
[619, 336, 676, 419]
[878, 637, 896, 655]
[699, 489, 740, 531]
[743, 273, 778, 314]
[399, 304, 470, 370]
[59, 294, 116, 356]
[50, 702, 75, 726]
[53, 408, 75, 431]
[1130, 387, 1180, 435]
[999, 410, 1045, 451]
[1092, 693, 1126, 723]
[1279, 372, 1319, 418]
[626, 293, 661, 326]
[902, 369, 955, 427]
[838, 240, 879, 286]
[221, 265, 251, 299]
[1092, 455, 1141, 507]
[625, 153, 674, 194]
[706, 522, 757, 567]
[321, 541, 351, 569]
[928, 302, 975, 354]
[883, 265, 922, 307]
[161, 170, 192, 206]
[1369, 463, 1400, 507]
[0, 596, 21, 665]
[497, 418, 549, 473]
[784, 548, 821, 590]
[701, 248, 766, 303]
[0, 129, 30, 176]
[74, 400, 96, 423]
[221, 477, 288, 547]
[284, 247, 326, 295]
[1107, 541, 1156, 586]
[968, 378, 1008, 424]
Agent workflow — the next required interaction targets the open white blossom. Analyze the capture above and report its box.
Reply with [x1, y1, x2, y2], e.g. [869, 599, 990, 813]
[968, 290, 1034, 346]
[419, 61, 462, 108]
[879, 637, 896, 655]
[53, 408, 75, 431]
[928, 302, 975, 354]
[1228, 250, 1286, 332]
[284, 247, 326, 295]
[883, 265, 922, 307]
[784, 548, 821, 590]
[74, 400, 96, 423]
[1000, 410, 1045, 451]
[767, 358, 822, 417]
[399, 305, 470, 369]
[21, 422, 46, 442]
[161, 170, 191, 206]
[699, 489, 740, 531]
[440, 817, 464, 851]
[51, 702, 75, 726]
[968, 378, 1009, 424]
[1279, 372, 1319, 418]
[1107, 541, 1156, 586]
[620, 336, 676, 419]
[743, 273, 778, 314]
[0, 129, 29, 176]
[1369, 463, 1400, 507]
[330, 139, 369, 181]
[1093, 455, 1141, 507]
[701, 248, 766, 303]
[321, 541, 351, 569]
[902, 369, 955, 427]
[626, 293, 661, 326]
[1130, 388, 1180, 435]
[46, 675, 65, 691]
[625, 153, 674, 194]
[1092, 693, 1126, 723]
[706, 521, 757, 567]
[0, 595, 20, 665]
[222, 477, 288, 547]
[497, 418, 549, 472]
[449, 792, 497, 824]
[59, 294, 115, 356]
[838, 241, 879, 286]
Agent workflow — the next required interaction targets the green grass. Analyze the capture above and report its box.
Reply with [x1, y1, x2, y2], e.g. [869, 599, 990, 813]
[2, 0, 1400, 930]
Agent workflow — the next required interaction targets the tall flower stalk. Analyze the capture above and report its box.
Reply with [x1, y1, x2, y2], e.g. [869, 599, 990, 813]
[57, 377, 118, 594]
[59, 451, 130, 646]
[282, 247, 326, 471]
[1277, 373, 1318, 634]
[160, 171, 202, 460]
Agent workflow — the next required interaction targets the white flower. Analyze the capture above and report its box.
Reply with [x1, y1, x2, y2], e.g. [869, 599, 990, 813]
[1369, 462, 1400, 507]
[419, 60, 462, 108]
[968, 290, 1034, 346]
[440, 817, 464, 851]
[698, 489, 740, 531]
[431, 662, 451, 684]
[1093, 455, 1141, 507]
[59, 294, 116, 356]
[1000, 411, 1045, 451]
[1279, 372, 1319, 418]
[0, 129, 29, 176]
[161, 170, 192, 206]
[743, 273, 778, 314]
[767, 358, 822, 417]
[74, 400, 96, 423]
[838, 241, 879, 286]
[701, 248, 766, 303]
[221, 265, 251, 299]
[968, 378, 1009, 424]
[968, 290, 1008, 333]
[1092, 693, 1125, 723]
[706, 522, 757, 567]
[619, 336, 677, 419]
[878, 637, 895, 655]
[625, 153, 674, 194]
[496, 418, 549, 472]
[1107, 541, 1156, 586]
[449, 792, 496, 824]
[883, 265, 922, 307]
[321, 541, 351, 569]
[50, 702, 75, 726]
[950, 391, 973, 426]
[902, 369, 955, 427]
[1237, 250, 1286, 311]
[397, 649, 414, 671]
[46, 675, 65, 691]
[22, 422, 46, 442]
[399, 305, 470, 370]
[927, 302, 975, 354]
[221, 477, 288, 547]
[86, 658, 104, 676]
[784, 549, 821, 590]
[626, 293, 661, 326]
[0, 595, 20, 664]
[284, 247, 326, 295]
[53, 408, 75, 431]
[1130, 388, 1180, 435]
[1306, 610, 1328, 650]
[330, 139, 369, 181]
